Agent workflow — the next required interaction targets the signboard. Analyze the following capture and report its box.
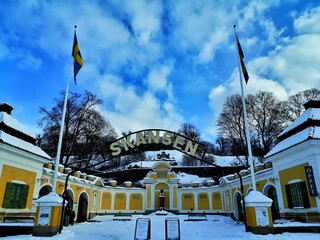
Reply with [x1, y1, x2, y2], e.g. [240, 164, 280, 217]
[255, 207, 269, 226]
[134, 218, 151, 240]
[108, 129, 207, 161]
[165, 218, 180, 240]
[305, 166, 318, 196]
[38, 206, 51, 226]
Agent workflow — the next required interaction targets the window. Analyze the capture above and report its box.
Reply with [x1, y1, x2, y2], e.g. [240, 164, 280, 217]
[213, 193, 220, 199]
[2, 182, 29, 209]
[285, 181, 310, 208]
[116, 194, 125, 199]
[132, 195, 140, 199]
[199, 194, 207, 199]
[184, 194, 192, 199]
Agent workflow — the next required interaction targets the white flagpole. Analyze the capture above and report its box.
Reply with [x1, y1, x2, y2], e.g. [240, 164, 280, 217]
[52, 30, 75, 193]
[233, 25, 256, 191]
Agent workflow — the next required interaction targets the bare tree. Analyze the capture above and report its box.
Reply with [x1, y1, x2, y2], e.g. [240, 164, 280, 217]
[215, 136, 232, 155]
[247, 91, 288, 156]
[286, 88, 320, 122]
[38, 90, 117, 167]
[217, 94, 249, 159]
[178, 123, 201, 141]
[178, 123, 201, 166]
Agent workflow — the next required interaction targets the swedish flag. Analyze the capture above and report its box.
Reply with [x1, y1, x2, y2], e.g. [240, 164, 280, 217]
[72, 31, 84, 84]
[236, 35, 249, 84]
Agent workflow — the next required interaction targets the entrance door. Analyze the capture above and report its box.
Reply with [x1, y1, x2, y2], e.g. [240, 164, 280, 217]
[77, 192, 88, 222]
[234, 192, 244, 221]
[266, 185, 279, 220]
[38, 185, 52, 198]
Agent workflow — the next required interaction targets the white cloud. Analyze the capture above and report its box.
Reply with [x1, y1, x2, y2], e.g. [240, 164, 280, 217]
[96, 74, 183, 136]
[125, 0, 162, 44]
[145, 63, 174, 101]
[294, 6, 320, 34]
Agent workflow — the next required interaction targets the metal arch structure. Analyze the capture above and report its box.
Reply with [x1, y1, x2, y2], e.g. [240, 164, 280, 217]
[104, 129, 208, 162]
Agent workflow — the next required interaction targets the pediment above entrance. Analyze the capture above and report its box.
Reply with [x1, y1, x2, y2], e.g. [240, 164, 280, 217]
[152, 161, 172, 171]
[144, 161, 178, 181]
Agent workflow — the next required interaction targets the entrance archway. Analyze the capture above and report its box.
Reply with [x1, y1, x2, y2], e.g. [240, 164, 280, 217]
[154, 183, 169, 210]
[38, 185, 52, 198]
[64, 189, 74, 211]
[264, 185, 279, 220]
[77, 192, 88, 223]
[234, 192, 244, 221]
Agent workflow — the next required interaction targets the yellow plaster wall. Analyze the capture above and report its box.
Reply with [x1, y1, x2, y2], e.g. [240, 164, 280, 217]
[212, 192, 222, 210]
[34, 205, 63, 227]
[114, 193, 126, 210]
[148, 173, 156, 179]
[101, 192, 112, 210]
[154, 163, 170, 169]
[279, 163, 316, 208]
[168, 173, 175, 178]
[181, 193, 194, 210]
[198, 193, 209, 210]
[173, 186, 177, 209]
[55, 181, 65, 195]
[245, 206, 273, 227]
[0, 165, 36, 209]
[256, 179, 267, 192]
[129, 193, 143, 210]
[147, 186, 151, 208]
[245, 206, 257, 227]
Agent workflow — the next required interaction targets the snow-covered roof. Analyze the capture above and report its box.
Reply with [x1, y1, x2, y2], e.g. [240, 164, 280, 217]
[0, 112, 35, 138]
[279, 107, 320, 137]
[244, 190, 272, 204]
[265, 100, 320, 158]
[0, 109, 51, 159]
[265, 126, 320, 158]
[0, 129, 51, 159]
[34, 192, 64, 206]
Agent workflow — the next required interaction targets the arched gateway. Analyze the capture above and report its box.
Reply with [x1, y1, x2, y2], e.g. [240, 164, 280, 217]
[103, 129, 210, 212]
[107, 129, 208, 162]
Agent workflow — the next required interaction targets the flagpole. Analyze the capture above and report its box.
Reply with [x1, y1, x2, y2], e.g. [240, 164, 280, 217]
[52, 27, 76, 193]
[233, 25, 256, 191]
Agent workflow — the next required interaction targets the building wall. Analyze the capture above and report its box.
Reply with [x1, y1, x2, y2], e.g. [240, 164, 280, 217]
[267, 140, 320, 220]
[0, 143, 48, 219]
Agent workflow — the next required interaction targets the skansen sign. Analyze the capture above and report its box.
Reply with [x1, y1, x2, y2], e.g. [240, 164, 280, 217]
[109, 129, 207, 161]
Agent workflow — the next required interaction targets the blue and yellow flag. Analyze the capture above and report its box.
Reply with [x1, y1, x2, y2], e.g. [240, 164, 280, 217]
[236, 35, 249, 84]
[72, 31, 84, 84]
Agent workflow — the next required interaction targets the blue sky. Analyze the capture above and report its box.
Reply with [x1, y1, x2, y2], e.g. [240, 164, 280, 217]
[1, 0, 320, 143]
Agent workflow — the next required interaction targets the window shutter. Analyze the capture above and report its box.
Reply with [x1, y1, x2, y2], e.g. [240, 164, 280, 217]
[285, 184, 293, 208]
[20, 185, 30, 208]
[299, 181, 310, 208]
[2, 182, 14, 208]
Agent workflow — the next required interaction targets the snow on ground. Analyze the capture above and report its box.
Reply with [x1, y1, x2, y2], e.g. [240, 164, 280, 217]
[2, 213, 320, 240]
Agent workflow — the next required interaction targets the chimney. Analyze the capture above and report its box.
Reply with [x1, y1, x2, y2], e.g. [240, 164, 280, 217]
[0, 103, 14, 115]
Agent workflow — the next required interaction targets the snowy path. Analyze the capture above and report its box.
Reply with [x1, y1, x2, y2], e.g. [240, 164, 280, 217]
[2, 213, 320, 240]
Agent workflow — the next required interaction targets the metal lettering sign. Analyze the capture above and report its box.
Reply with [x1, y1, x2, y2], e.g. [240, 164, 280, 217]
[305, 166, 318, 196]
[108, 129, 207, 161]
